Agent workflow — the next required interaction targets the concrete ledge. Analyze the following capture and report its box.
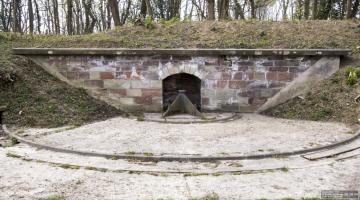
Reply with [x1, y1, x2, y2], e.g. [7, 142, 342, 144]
[3, 124, 360, 162]
[13, 48, 352, 56]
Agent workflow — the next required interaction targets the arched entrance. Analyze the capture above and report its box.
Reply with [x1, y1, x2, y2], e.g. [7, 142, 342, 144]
[162, 73, 201, 111]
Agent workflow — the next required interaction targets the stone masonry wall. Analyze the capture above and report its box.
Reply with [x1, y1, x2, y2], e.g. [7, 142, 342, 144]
[31, 55, 319, 112]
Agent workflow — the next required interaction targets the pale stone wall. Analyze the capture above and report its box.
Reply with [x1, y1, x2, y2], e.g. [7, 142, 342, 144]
[29, 55, 323, 112]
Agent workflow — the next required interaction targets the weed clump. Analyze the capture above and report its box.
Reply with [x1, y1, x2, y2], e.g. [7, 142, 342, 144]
[345, 66, 359, 86]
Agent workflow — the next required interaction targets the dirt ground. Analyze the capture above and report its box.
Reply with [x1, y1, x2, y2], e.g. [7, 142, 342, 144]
[1, 114, 359, 199]
[0, 145, 359, 200]
[19, 114, 354, 156]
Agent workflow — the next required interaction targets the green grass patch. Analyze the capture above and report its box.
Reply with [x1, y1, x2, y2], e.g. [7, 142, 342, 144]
[58, 164, 81, 170]
[6, 152, 22, 158]
[183, 172, 209, 177]
[190, 193, 219, 200]
[39, 195, 64, 200]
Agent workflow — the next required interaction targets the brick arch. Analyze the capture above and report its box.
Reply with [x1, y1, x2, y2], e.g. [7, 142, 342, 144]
[158, 63, 208, 80]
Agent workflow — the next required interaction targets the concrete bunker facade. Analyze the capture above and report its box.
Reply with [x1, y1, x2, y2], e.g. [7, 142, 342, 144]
[13, 48, 350, 112]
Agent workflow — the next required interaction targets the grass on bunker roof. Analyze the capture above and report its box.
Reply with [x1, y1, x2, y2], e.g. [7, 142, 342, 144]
[5, 20, 360, 49]
[0, 36, 125, 128]
[264, 66, 360, 126]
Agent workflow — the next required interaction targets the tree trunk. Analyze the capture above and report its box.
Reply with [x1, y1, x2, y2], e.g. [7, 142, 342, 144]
[28, 0, 34, 33]
[120, 0, 131, 25]
[351, 0, 359, 17]
[67, 0, 73, 35]
[108, 0, 121, 26]
[346, 0, 352, 18]
[34, 0, 41, 33]
[207, 0, 215, 20]
[312, 0, 318, 19]
[282, 0, 290, 20]
[304, 0, 310, 19]
[249, 0, 256, 18]
[140, 0, 147, 18]
[12, 0, 21, 32]
[234, 0, 245, 19]
[52, 0, 60, 34]
[218, 0, 229, 20]
[169, 0, 181, 18]
[145, 0, 153, 18]
[74, 0, 81, 34]
[106, 2, 111, 29]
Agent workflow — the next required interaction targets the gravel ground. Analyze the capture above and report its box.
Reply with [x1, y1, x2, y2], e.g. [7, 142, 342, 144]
[22, 114, 354, 156]
[0, 147, 359, 200]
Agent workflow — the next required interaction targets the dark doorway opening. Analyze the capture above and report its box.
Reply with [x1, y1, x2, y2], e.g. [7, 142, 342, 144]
[162, 73, 201, 111]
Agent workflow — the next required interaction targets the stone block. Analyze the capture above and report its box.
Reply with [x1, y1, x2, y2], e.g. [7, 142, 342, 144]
[239, 105, 256, 112]
[115, 72, 129, 80]
[266, 72, 277, 81]
[100, 72, 115, 79]
[247, 80, 268, 89]
[261, 61, 274, 66]
[119, 97, 135, 105]
[254, 72, 265, 80]
[142, 89, 162, 97]
[84, 80, 104, 88]
[152, 96, 162, 106]
[109, 89, 127, 96]
[104, 80, 131, 89]
[259, 89, 274, 98]
[90, 72, 100, 80]
[278, 72, 292, 81]
[205, 72, 222, 80]
[202, 98, 210, 105]
[269, 66, 289, 72]
[238, 97, 250, 106]
[66, 72, 78, 80]
[203, 80, 215, 89]
[150, 80, 162, 88]
[221, 72, 231, 80]
[236, 61, 255, 67]
[238, 66, 248, 71]
[127, 89, 142, 97]
[220, 103, 239, 112]
[233, 72, 243, 80]
[249, 97, 268, 107]
[274, 60, 300, 66]
[229, 81, 246, 89]
[242, 71, 254, 81]
[134, 96, 152, 105]
[78, 72, 89, 80]
[131, 80, 155, 89]
[142, 71, 160, 80]
[216, 80, 228, 89]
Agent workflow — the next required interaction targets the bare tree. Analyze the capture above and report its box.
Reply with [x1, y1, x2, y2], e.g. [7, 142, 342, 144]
[249, 0, 256, 18]
[304, 0, 310, 19]
[108, 0, 120, 26]
[82, 0, 96, 33]
[207, 0, 215, 20]
[12, 0, 21, 32]
[145, 0, 153, 18]
[53, 0, 60, 33]
[28, 0, 34, 33]
[346, 0, 352, 18]
[66, 0, 73, 34]
[218, 0, 229, 19]
[234, 0, 245, 19]
[34, 0, 41, 33]
[312, 0, 318, 19]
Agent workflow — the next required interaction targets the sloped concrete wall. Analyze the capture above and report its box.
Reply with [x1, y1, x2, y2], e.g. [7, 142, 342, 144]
[27, 54, 338, 112]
